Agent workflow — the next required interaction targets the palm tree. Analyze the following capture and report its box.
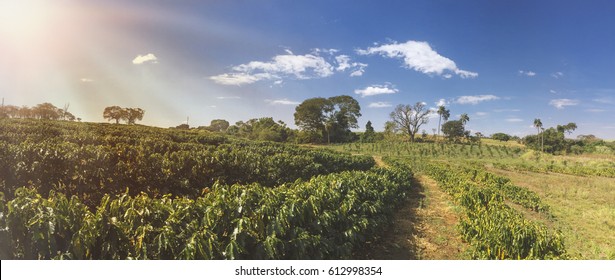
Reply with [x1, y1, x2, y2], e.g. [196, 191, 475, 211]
[460, 113, 470, 124]
[437, 106, 450, 136]
[533, 118, 544, 152]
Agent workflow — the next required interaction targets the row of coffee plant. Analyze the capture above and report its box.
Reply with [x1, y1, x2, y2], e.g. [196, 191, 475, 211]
[0, 119, 374, 207]
[389, 159, 566, 259]
[0, 167, 411, 259]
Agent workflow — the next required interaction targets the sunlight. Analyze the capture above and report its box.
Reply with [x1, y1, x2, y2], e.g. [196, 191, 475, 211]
[0, 0, 57, 45]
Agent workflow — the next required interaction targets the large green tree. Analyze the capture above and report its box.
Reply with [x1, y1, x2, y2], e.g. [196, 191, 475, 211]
[442, 120, 466, 142]
[294, 95, 361, 143]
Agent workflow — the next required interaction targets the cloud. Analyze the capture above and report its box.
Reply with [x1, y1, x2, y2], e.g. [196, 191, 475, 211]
[435, 98, 448, 107]
[368, 102, 393, 108]
[354, 83, 399, 97]
[519, 70, 536, 77]
[493, 108, 521, 112]
[586, 109, 606, 113]
[549, 90, 557, 94]
[335, 55, 368, 77]
[210, 73, 278, 86]
[132, 53, 158, 64]
[549, 99, 579, 109]
[80, 78, 94, 83]
[475, 112, 488, 116]
[456, 94, 500, 105]
[211, 51, 337, 86]
[506, 118, 524, 122]
[216, 96, 241, 100]
[357, 40, 478, 78]
[593, 97, 615, 105]
[266, 98, 300, 105]
[551, 72, 564, 79]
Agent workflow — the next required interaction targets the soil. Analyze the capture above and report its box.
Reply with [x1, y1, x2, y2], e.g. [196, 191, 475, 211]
[359, 174, 467, 259]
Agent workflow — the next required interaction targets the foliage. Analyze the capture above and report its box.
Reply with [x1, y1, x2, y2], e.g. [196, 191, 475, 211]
[0, 166, 412, 259]
[103, 106, 144, 125]
[395, 159, 566, 259]
[491, 133, 512, 142]
[442, 120, 467, 142]
[0, 119, 374, 207]
[1, 102, 77, 121]
[294, 95, 361, 144]
[360, 121, 376, 143]
[227, 118, 293, 142]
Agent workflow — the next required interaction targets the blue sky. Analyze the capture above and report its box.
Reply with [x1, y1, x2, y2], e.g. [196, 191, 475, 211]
[1, 0, 614, 138]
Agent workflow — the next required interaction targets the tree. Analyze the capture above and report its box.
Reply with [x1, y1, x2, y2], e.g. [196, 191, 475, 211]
[442, 120, 466, 142]
[491, 132, 511, 142]
[208, 119, 230, 132]
[124, 108, 145, 124]
[294, 95, 361, 144]
[533, 118, 544, 152]
[103, 106, 124, 124]
[361, 120, 376, 143]
[557, 122, 577, 135]
[33, 103, 61, 120]
[437, 105, 450, 136]
[389, 102, 433, 142]
[460, 113, 470, 125]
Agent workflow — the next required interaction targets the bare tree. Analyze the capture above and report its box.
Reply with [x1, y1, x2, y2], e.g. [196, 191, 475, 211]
[389, 102, 433, 142]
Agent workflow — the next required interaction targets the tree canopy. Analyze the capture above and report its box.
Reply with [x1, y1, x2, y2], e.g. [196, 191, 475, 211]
[294, 95, 361, 143]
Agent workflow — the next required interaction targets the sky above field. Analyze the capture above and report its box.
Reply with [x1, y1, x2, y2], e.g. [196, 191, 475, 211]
[1, 0, 615, 139]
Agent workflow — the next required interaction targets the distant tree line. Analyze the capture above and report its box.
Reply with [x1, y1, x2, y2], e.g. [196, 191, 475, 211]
[0, 102, 78, 121]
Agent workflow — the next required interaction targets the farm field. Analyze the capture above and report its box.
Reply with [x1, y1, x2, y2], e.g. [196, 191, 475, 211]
[1, 119, 614, 260]
[323, 142, 615, 260]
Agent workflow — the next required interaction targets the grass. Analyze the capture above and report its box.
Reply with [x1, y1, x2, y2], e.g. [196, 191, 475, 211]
[487, 168, 615, 259]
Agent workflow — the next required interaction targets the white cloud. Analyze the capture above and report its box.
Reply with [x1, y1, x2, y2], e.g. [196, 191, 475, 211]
[354, 83, 398, 97]
[266, 98, 300, 105]
[335, 55, 367, 77]
[216, 96, 241, 100]
[506, 118, 524, 122]
[456, 94, 500, 105]
[132, 53, 158, 65]
[357, 40, 478, 78]
[210, 73, 277, 86]
[549, 99, 579, 109]
[586, 109, 606, 113]
[551, 72, 564, 79]
[475, 112, 488, 116]
[211, 51, 337, 85]
[549, 90, 557, 94]
[80, 78, 94, 83]
[435, 98, 448, 107]
[519, 70, 536, 77]
[368, 102, 393, 108]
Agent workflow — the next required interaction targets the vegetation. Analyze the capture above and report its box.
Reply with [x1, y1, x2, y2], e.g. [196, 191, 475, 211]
[294, 95, 361, 144]
[0, 167, 412, 259]
[0, 119, 373, 208]
[400, 160, 566, 259]
[103, 106, 145, 125]
[491, 133, 512, 142]
[388, 102, 433, 143]
[0, 102, 78, 121]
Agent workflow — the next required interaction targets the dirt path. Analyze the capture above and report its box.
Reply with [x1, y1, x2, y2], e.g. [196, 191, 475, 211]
[372, 156, 388, 167]
[362, 174, 467, 259]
